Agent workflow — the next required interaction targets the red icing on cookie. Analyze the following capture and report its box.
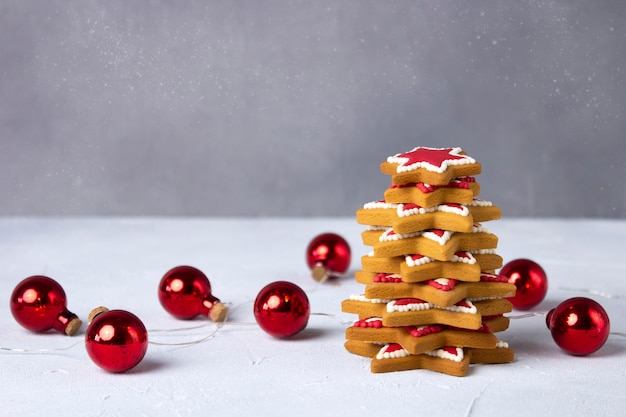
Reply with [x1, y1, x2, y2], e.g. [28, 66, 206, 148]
[394, 298, 427, 306]
[389, 176, 475, 197]
[443, 203, 464, 211]
[427, 229, 446, 237]
[405, 324, 445, 338]
[455, 300, 473, 309]
[392, 176, 475, 192]
[456, 176, 476, 184]
[416, 183, 436, 193]
[426, 278, 458, 291]
[454, 251, 471, 260]
[400, 203, 422, 212]
[390, 182, 437, 193]
[442, 346, 461, 356]
[383, 343, 404, 354]
[480, 273, 509, 283]
[374, 273, 403, 283]
[354, 317, 383, 328]
[481, 322, 492, 333]
[390, 147, 473, 172]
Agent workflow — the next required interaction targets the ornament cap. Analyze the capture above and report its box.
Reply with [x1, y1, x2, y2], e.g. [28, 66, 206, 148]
[88, 306, 110, 323]
[64, 317, 83, 336]
[209, 302, 228, 322]
[311, 265, 328, 282]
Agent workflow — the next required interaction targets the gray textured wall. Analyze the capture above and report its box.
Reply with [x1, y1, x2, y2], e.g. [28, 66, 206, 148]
[1, 1, 625, 218]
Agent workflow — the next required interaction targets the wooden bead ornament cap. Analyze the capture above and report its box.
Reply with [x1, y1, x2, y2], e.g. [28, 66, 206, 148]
[210, 302, 229, 322]
[64, 317, 83, 336]
[311, 265, 329, 283]
[88, 306, 110, 323]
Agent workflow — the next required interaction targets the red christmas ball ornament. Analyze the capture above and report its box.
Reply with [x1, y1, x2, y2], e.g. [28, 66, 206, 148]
[158, 265, 228, 322]
[306, 232, 351, 282]
[85, 307, 148, 372]
[546, 297, 610, 356]
[254, 281, 310, 338]
[10, 275, 82, 336]
[499, 258, 548, 310]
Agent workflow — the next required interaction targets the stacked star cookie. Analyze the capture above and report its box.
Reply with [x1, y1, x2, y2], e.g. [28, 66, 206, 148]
[342, 146, 515, 376]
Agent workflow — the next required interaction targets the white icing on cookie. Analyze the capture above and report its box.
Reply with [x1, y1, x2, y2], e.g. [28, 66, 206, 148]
[386, 299, 433, 313]
[376, 344, 410, 360]
[425, 347, 464, 362]
[421, 230, 453, 245]
[379, 229, 421, 242]
[405, 254, 435, 267]
[350, 294, 391, 304]
[469, 198, 493, 207]
[451, 251, 477, 264]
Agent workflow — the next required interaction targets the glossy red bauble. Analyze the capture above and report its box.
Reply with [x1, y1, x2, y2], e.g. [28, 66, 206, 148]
[10, 275, 82, 336]
[306, 232, 351, 282]
[85, 308, 148, 372]
[158, 265, 228, 322]
[546, 297, 610, 356]
[500, 258, 548, 310]
[254, 281, 310, 338]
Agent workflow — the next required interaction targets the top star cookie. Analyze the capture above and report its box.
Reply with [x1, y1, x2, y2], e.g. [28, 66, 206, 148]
[380, 147, 482, 186]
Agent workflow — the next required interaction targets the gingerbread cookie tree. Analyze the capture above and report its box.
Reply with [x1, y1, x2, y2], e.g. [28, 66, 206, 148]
[342, 147, 515, 376]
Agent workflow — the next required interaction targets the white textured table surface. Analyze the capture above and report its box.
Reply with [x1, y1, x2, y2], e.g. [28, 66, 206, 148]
[1, 217, 625, 416]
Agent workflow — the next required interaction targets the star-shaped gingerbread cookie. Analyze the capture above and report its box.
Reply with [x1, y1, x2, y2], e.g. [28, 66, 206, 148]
[344, 340, 513, 376]
[358, 250, 503, 283]
[381, 147, 482, 186]
[361, 272, 516, 307]
[362, 225, 498, 261]
[356, 199, 500, 234]
[383, 176, 481, 206]
[346, 317, 502, 355]
[341, 296, 512, 329]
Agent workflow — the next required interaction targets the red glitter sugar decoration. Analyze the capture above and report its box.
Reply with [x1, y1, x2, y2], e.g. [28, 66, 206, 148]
[306, 233, 351, 282]
[10, 275, 82, 336]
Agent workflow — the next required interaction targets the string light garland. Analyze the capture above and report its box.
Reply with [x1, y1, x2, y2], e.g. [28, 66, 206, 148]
[2, 233, 623, 373]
